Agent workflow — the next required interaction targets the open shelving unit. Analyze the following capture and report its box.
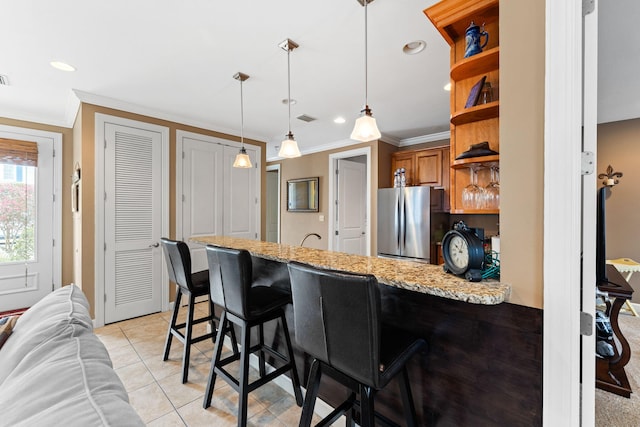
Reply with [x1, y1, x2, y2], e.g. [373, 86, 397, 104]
[425, 0, 499, 214]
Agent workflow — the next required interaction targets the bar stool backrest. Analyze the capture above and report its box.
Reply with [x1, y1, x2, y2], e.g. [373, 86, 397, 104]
[288, 262, 382, 389]
[206, 245, 253, 319]
[161, 238, 194, 293]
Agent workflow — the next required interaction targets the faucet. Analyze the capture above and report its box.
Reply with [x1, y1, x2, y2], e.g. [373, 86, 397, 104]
[300, 233, 321, 247]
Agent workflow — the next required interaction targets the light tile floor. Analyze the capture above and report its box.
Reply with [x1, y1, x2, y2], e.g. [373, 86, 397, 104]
[95, 302, 322, 426]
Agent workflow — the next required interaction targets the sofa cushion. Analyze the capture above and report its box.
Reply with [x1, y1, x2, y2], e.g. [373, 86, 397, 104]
[0, 322, 144, 426]
[0, 284, 93, 384]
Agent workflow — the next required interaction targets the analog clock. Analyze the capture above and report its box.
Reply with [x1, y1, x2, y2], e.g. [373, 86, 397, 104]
[442, 222, 485, 281]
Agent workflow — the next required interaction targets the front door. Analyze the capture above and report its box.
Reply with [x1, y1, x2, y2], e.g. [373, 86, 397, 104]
[101, 117, 167, 324]
[0, 127, 60, 311]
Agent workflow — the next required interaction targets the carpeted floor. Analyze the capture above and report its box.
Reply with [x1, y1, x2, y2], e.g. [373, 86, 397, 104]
[595, 311, 640, 426]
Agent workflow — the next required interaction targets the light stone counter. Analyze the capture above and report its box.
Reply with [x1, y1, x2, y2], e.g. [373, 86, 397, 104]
[191, 236, 511, 305]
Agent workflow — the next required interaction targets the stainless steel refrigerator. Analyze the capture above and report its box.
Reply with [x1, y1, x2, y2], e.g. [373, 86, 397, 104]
[377, 186, 447, 262]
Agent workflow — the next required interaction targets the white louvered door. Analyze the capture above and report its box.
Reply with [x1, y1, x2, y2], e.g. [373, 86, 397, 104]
[104, 123, 163, 323]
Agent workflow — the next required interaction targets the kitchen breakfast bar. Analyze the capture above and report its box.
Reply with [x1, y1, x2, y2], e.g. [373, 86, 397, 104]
[192, 236, 543, 426]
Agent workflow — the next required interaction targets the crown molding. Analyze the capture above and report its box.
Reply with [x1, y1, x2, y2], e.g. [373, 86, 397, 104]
[399, 130, 450, 147]
[72, 90, 268, 142]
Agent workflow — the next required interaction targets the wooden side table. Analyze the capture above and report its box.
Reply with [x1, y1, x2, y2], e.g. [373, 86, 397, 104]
[596, 264, 634, 397]
[607, 258, 639, 316]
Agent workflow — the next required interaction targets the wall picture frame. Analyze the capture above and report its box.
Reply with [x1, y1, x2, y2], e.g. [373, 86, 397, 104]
[287, 177, 319, 212]
[465, 75, 487, 108]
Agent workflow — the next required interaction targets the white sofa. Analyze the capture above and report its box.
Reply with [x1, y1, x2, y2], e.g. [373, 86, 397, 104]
[0, 284, 144, 426]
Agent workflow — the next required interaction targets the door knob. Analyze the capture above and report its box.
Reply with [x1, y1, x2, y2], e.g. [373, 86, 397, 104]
[149, 242, 160, 248]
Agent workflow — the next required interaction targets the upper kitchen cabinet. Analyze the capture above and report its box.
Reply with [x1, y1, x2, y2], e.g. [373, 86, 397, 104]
[390, 146, 449, 188]
[425, 0, 499, 214]
[390, 146, 450, 211]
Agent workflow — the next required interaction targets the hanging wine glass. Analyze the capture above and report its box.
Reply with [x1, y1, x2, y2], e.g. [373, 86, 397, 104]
[484, 165, 500, 209]
[462, 165, 484, 209]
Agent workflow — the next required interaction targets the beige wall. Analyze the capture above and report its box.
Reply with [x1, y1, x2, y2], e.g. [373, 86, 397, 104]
[75, 103, 266, 317]
[598, 118, 640, 303]
[499, 0, 545, 309]
[0, 117, 74, 289]
[268, 140, 389, 254]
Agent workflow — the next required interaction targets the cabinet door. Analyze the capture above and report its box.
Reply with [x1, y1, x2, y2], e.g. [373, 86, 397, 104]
[391, 152, 415, 186]
[415, 149, 443, 186]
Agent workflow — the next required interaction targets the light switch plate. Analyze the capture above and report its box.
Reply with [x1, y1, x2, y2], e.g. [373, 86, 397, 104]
[319, 215, 325, 222]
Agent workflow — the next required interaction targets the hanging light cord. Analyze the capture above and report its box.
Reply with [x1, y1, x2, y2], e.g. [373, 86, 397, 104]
[240, 78, 245, 147]
[287, 46, 292, 135]
[364, 0, 369, 109]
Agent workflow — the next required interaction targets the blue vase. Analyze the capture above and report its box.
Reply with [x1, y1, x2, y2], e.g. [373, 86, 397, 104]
[464, 21, 489, 58]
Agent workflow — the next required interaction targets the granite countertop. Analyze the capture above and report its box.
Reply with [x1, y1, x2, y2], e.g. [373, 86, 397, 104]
[191, 236, 511, 305]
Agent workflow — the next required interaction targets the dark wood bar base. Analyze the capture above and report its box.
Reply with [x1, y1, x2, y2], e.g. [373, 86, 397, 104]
[249, 256, 543, 426]
[596, 265, 634, 398]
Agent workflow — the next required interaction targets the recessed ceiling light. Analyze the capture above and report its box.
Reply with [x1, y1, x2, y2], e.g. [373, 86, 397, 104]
[444, 82, 452, 91]
[334, 117, 346, 124]
[50, 61, 76, 72]
[281, 98, 297, 105]
[403, 40, 426, 55]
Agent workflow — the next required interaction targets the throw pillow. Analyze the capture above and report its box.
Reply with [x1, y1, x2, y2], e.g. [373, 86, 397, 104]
[0, 316, 18, 350]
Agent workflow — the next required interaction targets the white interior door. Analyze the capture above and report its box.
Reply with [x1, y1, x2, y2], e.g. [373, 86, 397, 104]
[223, 145, 259, 240]
[0, 127, 61, 311]
[265, 167, 280, 243]
[177, 131, 260, 273]
[336, 158, 366, 255]
[581, 1, 598, 424]
[103, 120, 164, 324]
[180, 135, 224, 272]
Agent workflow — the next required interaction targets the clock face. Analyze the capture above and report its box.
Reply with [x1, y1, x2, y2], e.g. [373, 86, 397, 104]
[448, 235, 469, 269]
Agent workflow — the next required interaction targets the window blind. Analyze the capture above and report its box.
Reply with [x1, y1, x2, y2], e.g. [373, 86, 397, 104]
[0, 138, 38, 166]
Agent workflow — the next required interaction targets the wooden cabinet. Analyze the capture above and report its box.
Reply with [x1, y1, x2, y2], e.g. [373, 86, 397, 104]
[391, 146, 450, 212]
[425, 0, 500, 214]
[390, 147, 449, 188]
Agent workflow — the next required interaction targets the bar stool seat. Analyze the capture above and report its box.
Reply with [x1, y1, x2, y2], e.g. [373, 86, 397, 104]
[204, 245, 303, 427]
[288, 261, 426, 427]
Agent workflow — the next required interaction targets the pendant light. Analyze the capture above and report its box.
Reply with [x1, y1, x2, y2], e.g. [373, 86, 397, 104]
[351, 0, 382, 142]
[232, 72, 253, 168]
[278, 38, 301, 158]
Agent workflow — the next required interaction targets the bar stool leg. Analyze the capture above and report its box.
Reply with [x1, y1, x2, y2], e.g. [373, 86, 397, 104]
[398, 366, 418, 427]
[237, 320, 252, 427]
[163, 288, 182, 361]
[280, 312, 303, 406]
[300, 359, 322, 427]
[359, 384, 375, 427]
[204, 311, 228, 409]
[182, 293, 196, 383]
[258, 323, 266, 377]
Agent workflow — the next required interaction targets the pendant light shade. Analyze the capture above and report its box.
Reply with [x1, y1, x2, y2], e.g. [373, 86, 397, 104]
[350, 106, 381, 141]
[233, 72, 253, 169]
[351, 0, 381, 142]
[278, 39, 302, 159]
[279, 132, 301, 158]
[233, 146, 252, 168]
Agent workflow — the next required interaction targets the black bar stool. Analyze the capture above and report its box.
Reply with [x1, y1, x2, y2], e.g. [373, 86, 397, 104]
[204, 245, 303, 427]
[160, 238, 237, 383]
[287, 261, 427, 427]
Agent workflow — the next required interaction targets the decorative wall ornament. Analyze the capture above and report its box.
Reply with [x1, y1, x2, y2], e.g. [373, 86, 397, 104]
[598, 165, 623, 187]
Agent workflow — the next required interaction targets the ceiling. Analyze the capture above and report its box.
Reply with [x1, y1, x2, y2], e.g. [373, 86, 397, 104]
[0, 1, 636, 160]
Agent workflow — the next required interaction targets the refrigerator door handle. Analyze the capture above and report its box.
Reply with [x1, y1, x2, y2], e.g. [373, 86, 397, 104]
[399, 191, 405, 253]
[395, 194, 400, 249]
